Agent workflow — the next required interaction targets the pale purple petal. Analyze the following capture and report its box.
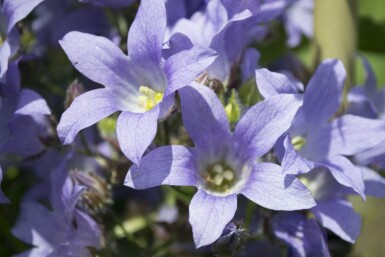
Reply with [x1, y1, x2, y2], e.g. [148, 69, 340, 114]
[2, 0, 45, 33]
[347, 87, 378, 118]
[255, 68, 304, 98]
[355, 140, 385, 168]
[179, 83, 231, 154]
[282, 134, 315, 175]
[125, 146, 198, 189]
[117, 107, 160, 165]
[321, 156, 365, 199]
[241, 163, 316, 210]
[361, 166, 385, 198]
[241, 47, 260, 82]
[127, 0, 166, 63]
[163, 32, 193, 59]
[14, 89, 51, 116]
[57, 89, 123, 145]
[312, 199, 361, 243]
[164, 46, 217, 96]
[59, 32, 140, 96]
[302, 59, 345, 126]
[189, 190, 237, 248]
[0, 40, 11, 80]
[327, 115, 385, 156]
[233, 94, 302, 161]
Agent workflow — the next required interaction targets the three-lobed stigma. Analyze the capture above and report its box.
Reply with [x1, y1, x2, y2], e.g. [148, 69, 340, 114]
[138, 86, 164, 111]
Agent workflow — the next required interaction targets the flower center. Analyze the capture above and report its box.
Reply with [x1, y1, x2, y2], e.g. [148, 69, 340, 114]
[138, 86, 163, 111]
[291, 136, 306, 151]
[202, 163, 236, 193]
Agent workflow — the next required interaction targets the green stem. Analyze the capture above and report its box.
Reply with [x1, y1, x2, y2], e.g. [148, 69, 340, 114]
[314, 0, 357, 112]
[244, 201, 257, 229]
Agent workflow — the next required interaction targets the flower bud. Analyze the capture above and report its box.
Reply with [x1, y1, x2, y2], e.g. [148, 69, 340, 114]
[64, 80, 84, 109]
[213, 222, 249, 257]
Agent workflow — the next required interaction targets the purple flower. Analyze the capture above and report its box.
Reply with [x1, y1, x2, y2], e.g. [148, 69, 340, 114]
[78, 0, 136, 8]
[167, 0, 284, 85]
[256, 59, 385, 200]
[256, 59, 385, 243]
[12, 156, 102, 257]
[57, 0, 217, 165]
[125, 82, 315, 247]
[272, 211, 330, 257]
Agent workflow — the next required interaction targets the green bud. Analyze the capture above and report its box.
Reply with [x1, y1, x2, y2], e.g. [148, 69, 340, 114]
[225, 89, 241, 123]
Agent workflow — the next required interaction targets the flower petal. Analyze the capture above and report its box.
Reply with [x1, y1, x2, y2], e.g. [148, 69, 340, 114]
[312, 199, 361, 243]
[124, 145, 198, 189]
[281, 134, 315, 175]
[164, 46, 217, 96]
[59, 31, 139, 96]
[116, 107, 160, 165]
[355, 140, 385, 169]
[127, 0, 166, 63]
[302, 59, 345, 126]
[361, 166, 385, 198]
[57, 89, 122, 145]
[179, 83, 231, 154]
[327, 115, 385, 156]
[189, 190, 237, 248]
[255, 68, 304, 98]
[233, 94, 302, 161]
[320, 156, 365, 200]
[14, 89, 51, 116]
[2, 0, 45, 33]
[272, 212, 330, 257]
[241, 163, 315, 210]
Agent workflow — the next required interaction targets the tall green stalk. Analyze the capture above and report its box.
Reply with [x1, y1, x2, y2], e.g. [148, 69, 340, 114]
[314, 0, 357, 111]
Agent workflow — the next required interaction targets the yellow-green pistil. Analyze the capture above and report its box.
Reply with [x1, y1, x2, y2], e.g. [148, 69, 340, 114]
[138, 86, 163, 111]
[291, 136, 306, 151]
[203, 163, 236, 193]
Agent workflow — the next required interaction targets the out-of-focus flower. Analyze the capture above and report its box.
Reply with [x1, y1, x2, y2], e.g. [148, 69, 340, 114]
[78, 0, 136, 8]
[125, 82, 315, 247]
[12, 156, 102, 257]
[272, 211, 330, 257]
[57, 0, 217, 165]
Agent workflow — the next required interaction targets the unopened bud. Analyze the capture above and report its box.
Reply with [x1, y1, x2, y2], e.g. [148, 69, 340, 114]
[71, 170, 111, 213]
[213, 222, 249, 257]
[65, 80, 84, 109]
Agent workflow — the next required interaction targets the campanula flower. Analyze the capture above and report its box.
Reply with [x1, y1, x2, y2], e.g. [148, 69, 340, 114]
[125, 82, 315, 247]
[57, 0, 217, 165]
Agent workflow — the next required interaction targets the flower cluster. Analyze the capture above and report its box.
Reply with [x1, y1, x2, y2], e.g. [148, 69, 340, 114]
[0, 0, 384, 257]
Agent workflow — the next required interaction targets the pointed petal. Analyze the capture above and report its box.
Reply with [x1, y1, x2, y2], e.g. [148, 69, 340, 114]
[361, 166, 385, 198]
[233, 94, 302, 161]
[163, 32, 193, 59]
[303, 59, 345, 125]
[14, 89, 51, 116]
[116, 108, 159, 165]
[2, 0, 45, 33]
[312, 199, 361, 243]
[328, 115, 385, 156]
[355, 140, 385, 168]
[282, 135, 315, 175]
[57, 89, 122, 145]
[59, 32, 140, 96]
[241, 163, 315, 210]
[0, 40, 11, 80]
[124, 146, 198, 189]
[347, 87, 378, 118]
[241, 48, 260, 82]
[164, 46, 217, 96]
[321, 156, 365, 200]
[189, 190, 237, 248]
[179, 83, 231, 153]
[127, 0, 166, 63]
[255, 69, 304, 98]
